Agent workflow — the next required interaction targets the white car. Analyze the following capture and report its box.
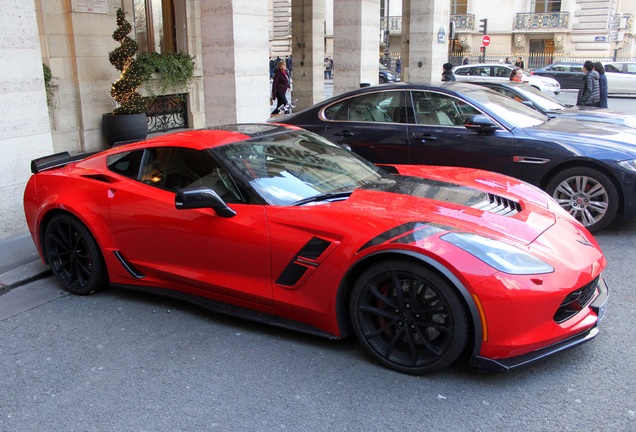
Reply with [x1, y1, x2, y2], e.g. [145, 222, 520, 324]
[604, 61, 636, 94]
[452, 63, 561, 95]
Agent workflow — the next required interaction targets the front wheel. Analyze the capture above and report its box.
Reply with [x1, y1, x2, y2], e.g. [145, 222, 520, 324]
[546, 167, 619, 233]
[350, 260, 469, 375]
[44, 214, 107, 295]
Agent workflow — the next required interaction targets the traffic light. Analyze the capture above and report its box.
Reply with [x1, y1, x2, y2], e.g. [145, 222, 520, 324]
[479, 18, 488, 35]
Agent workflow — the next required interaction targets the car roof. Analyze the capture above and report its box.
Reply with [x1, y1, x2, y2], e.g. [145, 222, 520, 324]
[112, 124, 300, 152]
[454, 63, 514, 68]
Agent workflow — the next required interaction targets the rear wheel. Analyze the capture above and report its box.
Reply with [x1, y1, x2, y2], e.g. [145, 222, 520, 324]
[350, 260, 469, 375]
[546, 167, 618, 233]
[44, 214, 107, 295]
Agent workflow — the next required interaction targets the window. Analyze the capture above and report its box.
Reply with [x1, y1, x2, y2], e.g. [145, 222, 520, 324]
[334, 91, 404, 123]
[451, 0, 468, 14]
[410, 92, 467, 126]
[532, 0, 561, 13]
[107, 150, 145, 179]
[134, 0, 185, 53]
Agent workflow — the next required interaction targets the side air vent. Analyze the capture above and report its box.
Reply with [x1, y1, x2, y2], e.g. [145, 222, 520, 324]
[472, 193, 521, 216]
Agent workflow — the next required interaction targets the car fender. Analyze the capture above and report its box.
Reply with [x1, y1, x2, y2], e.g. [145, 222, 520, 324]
[336, 248, 483, 359]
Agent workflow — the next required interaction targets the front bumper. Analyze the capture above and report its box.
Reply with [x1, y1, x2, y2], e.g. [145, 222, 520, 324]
[470, 275, 609, 372]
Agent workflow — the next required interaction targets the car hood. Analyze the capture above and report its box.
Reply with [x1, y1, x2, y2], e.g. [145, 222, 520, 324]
[557, 107, 636, 129]
[326, 166, 561, 246]
[527, 117, 636, 154]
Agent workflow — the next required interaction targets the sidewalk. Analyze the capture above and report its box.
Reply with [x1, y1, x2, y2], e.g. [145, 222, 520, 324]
[0, 233, 50, 292]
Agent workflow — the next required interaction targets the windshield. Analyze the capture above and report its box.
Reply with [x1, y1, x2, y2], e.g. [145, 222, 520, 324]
[459, 86, 548, 128]
[213, 130, 384, 206]
[514, 85, 565, 111]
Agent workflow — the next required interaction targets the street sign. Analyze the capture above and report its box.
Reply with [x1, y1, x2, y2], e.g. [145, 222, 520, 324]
[481, 35, 491, 47]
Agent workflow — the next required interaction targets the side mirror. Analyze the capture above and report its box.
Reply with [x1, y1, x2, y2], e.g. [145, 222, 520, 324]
[463, 114, 499, 133]
[175, 186, 236, 218]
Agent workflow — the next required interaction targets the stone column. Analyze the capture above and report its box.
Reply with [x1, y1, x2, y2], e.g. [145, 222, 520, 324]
[333, 0, 381, 96]
[291, 0, 326, 111]
[0, 1, 53, 237]
[201, 0, 271, 124]
[402, 0, 449, 82]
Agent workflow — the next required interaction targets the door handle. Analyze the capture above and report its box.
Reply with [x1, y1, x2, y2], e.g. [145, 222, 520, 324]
[334, 130, 354, 137]
[415, 134, 438, 142]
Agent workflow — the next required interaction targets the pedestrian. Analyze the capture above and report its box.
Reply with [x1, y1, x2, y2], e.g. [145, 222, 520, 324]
[271, 59, 290, 115]
[441, 63, 456, 81]
[324, 57, 332, 79]
[462, 56, 469, 65]
[504, 57, 512, 64]
[514, 56, 525, 69]
[396, 58, 401, 74]
[576, 60, 600, 107]
[594, 61, 608, 108]
[509, 67, 523, 82]
[269, 57, 276, 79]
[286, 55, 293, 79]
[329, 58, 334, 78]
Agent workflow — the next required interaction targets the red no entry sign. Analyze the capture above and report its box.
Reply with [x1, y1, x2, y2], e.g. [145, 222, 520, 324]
[482, 35, 491, 47]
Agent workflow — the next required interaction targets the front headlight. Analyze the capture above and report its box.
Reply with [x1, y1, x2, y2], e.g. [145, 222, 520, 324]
[616, 159, 636, 173]
[441, 232, 554, 275]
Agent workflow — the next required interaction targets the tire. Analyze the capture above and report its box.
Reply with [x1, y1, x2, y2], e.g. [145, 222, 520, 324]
[545, 167, 619, 233]
[44, 214, 107, 295]
[350, 260, 469, 375]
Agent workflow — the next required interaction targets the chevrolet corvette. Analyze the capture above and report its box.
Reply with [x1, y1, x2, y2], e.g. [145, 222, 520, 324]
[24, 124, 609, 375]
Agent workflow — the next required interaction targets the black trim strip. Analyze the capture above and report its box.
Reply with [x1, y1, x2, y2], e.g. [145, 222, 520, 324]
[113, 251, 146, 279]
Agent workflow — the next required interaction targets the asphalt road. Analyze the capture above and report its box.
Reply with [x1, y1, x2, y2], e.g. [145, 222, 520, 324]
[2, 86, 635, 432]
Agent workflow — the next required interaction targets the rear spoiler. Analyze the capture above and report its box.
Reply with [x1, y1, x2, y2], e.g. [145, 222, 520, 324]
[31, 151, 99, 174]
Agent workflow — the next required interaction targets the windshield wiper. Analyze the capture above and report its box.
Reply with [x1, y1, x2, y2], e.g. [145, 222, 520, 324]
[292, 191, 353, 206]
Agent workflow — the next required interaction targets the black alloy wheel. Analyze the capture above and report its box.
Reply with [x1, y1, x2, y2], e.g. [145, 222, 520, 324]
[546, 167, 619, 233]
[44, 214, 107, 295]
[350, 260, 469, 375]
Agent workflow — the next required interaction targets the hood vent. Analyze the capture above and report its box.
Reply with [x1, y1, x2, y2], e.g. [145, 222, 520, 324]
[472, 193, 521, 216]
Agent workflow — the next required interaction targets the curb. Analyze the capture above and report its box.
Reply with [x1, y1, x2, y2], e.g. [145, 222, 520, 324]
[0, 260, 51, 291]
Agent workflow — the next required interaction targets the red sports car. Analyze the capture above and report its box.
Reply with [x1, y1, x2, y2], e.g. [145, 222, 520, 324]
[24, 124, 609, 375]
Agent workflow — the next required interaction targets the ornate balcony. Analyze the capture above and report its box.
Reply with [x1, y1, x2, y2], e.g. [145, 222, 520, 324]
[450, 14, 475, 32]
[515, 12, 569, 31]
[380, 16, 403, 35]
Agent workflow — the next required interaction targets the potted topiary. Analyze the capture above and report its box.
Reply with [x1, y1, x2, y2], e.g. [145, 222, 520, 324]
[101, 8, 148, 146]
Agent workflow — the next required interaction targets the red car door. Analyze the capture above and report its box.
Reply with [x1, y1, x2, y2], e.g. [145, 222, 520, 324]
[106, 148, 273, 306]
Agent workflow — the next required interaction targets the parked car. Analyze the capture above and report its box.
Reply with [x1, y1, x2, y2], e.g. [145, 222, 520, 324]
[379, 63, 400, 83]
[469, 81, 636, 128]
[530, 62, 584, 89]
[276, 82, 636, 232]
[604, 61, 636, 94]
[25, 124, 608, 375]
[452, 63, 561, 94]
[532, 61, 636, 94]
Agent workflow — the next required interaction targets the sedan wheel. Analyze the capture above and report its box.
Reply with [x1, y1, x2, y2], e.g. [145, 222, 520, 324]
[350, 260, 468, 375]
[546, 167, 618, 233]
[44, 214, 107, 295]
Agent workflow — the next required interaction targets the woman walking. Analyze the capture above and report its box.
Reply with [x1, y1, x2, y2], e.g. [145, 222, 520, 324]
[594, 62, 608, 108]
[271, 60, 291, 116]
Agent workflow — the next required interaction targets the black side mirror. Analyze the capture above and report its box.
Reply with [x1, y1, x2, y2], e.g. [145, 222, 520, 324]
[175, 186, 236, 218]
[463, 114, 499, 133]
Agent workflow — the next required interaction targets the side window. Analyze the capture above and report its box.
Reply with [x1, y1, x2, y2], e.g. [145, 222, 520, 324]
[410, 92, 466, 126]
[625, 64, 636, 74]
[107, 150, 145, 180]
[323, 101, 346, 120]
[139, 147, 243, 202]
[472, 67, 490, 76]
[336, 91, 402, 123]
[605, 64, 621, 73]
[454, 67, 470, 76]
[493, 67, 510, 77]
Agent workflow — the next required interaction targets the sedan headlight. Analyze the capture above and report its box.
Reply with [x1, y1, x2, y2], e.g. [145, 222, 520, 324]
[616, 159, 636, 173]
[441, 232, 554, 275]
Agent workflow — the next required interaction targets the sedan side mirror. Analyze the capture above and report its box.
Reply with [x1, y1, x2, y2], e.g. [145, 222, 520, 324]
[175, 186, 236, 218]
[463, 115, 499, 133]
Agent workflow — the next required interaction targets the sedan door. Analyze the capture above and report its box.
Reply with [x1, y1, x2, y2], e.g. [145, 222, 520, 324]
[605, 63, 636, 94]
[405, 90, 515, 175]
[323, 90, 411, 164]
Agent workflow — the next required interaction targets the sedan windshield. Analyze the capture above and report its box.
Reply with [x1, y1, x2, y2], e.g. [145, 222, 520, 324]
[213, 130, 384, 206]
[459, 86, 548, 128]
[514, 85, 565, 111]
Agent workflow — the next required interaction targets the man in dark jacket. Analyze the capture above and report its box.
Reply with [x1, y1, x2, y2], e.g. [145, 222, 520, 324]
[576, 60, 600, 107]
[441, 63, 456, 81]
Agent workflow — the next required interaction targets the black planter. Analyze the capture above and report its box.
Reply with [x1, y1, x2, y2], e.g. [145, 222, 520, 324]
[101, 112, 148, 146]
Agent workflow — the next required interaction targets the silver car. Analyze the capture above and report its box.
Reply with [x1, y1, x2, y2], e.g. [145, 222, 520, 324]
[452, 63, 561, 95]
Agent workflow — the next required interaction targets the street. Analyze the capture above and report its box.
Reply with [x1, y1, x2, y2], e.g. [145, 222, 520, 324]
[2, 86, 636, 432]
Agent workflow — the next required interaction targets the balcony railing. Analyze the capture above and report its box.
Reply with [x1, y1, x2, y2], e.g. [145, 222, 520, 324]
[380, 16, 402, 34]
[515, 12, 569, 31]
[450, 14, 475, 32]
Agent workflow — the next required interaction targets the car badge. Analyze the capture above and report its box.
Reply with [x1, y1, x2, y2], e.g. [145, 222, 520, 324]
[577, 235, 593, 247]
